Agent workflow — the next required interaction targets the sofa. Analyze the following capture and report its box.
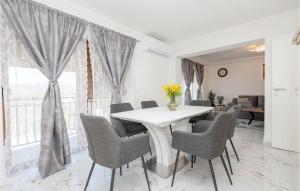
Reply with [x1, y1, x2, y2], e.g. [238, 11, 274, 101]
[230, 95, 264, 121]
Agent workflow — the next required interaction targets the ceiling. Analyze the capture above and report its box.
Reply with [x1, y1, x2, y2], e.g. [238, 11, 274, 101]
[71, 0, 298, 43]
[189, 42, 265, 65]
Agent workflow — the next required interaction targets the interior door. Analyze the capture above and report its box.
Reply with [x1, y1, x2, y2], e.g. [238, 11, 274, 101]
[271, 34, 299, 152]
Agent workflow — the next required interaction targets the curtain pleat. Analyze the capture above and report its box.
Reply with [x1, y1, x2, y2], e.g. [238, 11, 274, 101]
[89, 23, 137, 104]
[194, 63, 204, 100]
[181, 59, 194, 105]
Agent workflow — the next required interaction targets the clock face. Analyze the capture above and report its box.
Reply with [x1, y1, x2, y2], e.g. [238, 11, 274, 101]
[218, 68, 228, 77]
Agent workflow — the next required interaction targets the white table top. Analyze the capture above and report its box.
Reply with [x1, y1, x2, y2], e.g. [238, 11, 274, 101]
[110, 105, 213, 127]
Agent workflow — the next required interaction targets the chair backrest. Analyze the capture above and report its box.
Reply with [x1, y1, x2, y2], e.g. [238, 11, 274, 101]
[110, 102, 134, 114]
[190, 100, 211, 106]
[141, 100, 158, 109]
[80, 113, 120, 168]
[204, 109, 235, 158]
[228, 104, 241, 138]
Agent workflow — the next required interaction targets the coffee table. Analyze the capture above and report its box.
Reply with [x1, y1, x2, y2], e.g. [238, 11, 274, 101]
[241, 107, 264, 125]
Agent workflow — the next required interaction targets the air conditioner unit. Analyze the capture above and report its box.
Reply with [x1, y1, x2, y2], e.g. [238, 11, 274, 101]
[144, 37, 172, 57]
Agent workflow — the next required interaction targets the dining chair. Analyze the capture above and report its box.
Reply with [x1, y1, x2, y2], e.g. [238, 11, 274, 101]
[141, 100, 173, 135]
[189, 100, 214, 128]
[110, 103, 152, 170]
[110, 103, 149, 137]
[171, 110, 235, 191]
[192, 105, 242, 175]
[227, 105, 242, 162]
[80, 113, 151, 191]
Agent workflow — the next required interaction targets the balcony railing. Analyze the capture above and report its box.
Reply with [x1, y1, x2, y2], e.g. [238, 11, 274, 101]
[9, 97, 110, 148]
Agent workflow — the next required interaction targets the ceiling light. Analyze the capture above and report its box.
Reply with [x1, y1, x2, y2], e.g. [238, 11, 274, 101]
[248, 44, 265, 52]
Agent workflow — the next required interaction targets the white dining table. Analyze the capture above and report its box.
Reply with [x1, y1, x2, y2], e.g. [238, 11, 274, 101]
[111, 105, 213, 178]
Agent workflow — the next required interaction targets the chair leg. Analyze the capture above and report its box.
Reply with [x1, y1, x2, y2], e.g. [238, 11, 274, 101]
[191, 155, 194, 168]
[84, 161, 95, 191]
[208, 160, 218, 191]
[127, 163, 129, 168]
[220, 155, 233, 185]
[149, 146, 152, 156]
[141, 156, 151, 191]
[229, 138, 239, 162]
[225, 146, 233, 175]
[120, 166, 122, 176]
[194, 156, 196, 164]
[169, 124, 173, 135]
[110, 169, 115, 191]
[171, 150, 180, 187]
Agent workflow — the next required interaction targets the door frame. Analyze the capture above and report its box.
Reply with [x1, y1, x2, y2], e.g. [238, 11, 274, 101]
[175, 38, 271, 143]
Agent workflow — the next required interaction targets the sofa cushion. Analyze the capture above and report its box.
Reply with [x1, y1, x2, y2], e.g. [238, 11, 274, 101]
[239, 95, 258, 107]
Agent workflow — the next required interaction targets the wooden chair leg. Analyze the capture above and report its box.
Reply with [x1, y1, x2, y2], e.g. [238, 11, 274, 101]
[141, 156, 151, 191]
[84, 162, 95, 191]
[127, 163, 129, 168]
[120, 166, 122, 176]
[191, 155, 194, 168]
[229, 138, 239, 162]
[208, 160, 218, 191]
[171, 150, 180, 187]
[220, 155, 233, 185]
[110, 169, 115, 191]
[225, 146, 233, 175]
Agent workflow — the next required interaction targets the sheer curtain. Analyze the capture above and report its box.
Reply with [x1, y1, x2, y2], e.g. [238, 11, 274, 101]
[1, 10, 88, 175]
[88, 42, 111, 120]
[1, 9, 43, 175]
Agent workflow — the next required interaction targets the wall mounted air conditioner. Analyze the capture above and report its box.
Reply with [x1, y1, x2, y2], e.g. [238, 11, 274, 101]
[144, 36, 173, 57]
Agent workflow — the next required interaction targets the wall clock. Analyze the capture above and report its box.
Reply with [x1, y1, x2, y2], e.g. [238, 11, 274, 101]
[218, 68, 228, 77]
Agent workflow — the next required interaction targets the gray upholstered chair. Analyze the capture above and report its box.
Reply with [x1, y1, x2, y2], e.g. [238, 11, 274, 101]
[141, 100, 173, 135]
[80, 114, 151, 191]
[171, 110, 235, 191]
[189, 100, 214, 127]
[110, 103, 148, 137]
[141, 100, 158, 108]
[110, 102, 152, 170]
[192, 105, 242, 175]
[227, 105, 242, 162]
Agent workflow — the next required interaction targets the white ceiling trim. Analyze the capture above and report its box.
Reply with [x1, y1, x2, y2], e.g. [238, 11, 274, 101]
[205, 55, 265, 67]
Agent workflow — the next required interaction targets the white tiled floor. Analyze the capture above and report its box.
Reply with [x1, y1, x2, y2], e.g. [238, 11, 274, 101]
[1, 127, 299, 191]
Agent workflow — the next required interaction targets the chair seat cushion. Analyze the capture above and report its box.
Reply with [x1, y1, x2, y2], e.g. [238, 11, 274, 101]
[119, 119, 139, 126]
[126, 123, 148, 136]
[189, 115, 208, 123]
[193, 120, 211, 133]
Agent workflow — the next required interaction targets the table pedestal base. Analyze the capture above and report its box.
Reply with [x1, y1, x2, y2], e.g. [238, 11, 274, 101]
[146, 156, 188, 178]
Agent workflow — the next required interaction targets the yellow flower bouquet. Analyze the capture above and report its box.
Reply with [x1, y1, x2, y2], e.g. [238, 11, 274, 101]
[163, 83, 182, 110]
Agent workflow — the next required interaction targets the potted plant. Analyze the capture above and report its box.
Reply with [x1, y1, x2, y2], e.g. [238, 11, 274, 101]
[163, 83, 182, 111]
[208, 90, 216, 107]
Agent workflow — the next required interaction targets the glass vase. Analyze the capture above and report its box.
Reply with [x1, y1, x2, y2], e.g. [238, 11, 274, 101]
[167, 95, 177, 111]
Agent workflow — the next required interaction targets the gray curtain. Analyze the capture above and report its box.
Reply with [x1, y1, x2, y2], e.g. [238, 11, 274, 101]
[181, 59, 194, 105]
[1, 0, 88, 178]
[194, 63, 204, 100]
[89, 23, 137, 104]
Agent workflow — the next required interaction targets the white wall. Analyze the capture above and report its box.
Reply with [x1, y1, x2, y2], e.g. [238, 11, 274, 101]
[205, 56, 265, 103]
[123, 45, 171, 108]
[171, 9, 299, 144]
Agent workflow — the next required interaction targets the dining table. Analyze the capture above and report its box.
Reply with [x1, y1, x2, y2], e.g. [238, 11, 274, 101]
[111, 105, 214, 178]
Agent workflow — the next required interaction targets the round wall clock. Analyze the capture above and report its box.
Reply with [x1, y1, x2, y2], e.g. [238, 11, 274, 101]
[218, 68, 228, 77]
